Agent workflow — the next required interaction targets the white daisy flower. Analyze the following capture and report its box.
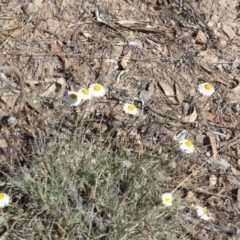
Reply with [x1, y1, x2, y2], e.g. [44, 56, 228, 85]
[123, 103, 139, 116]
[65, 91, 81, 106]
[198, 82, 215, 96]
[89, 84, 106, 98]
[179, 139, 195, 154]
[195, 206, 213, 221]
[0, 193, 10, 208]
[78, 88, 92, 100]
[162, 193, 173, 207]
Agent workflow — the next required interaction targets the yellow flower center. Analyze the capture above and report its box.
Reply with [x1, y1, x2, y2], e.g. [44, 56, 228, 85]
[185, 141, 193, 147]
[70, 93, 78, 100]
[0, 193, 5, 200]
[203, 208, 209, 214]
[82, 89, 89, 95]
[165, 197, 170, 203]
[127, 104, 135, 112]
[205, 83, 213, 91]
[93, 85, 101, 92]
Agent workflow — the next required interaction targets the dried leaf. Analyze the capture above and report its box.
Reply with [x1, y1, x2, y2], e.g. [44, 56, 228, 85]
[0, 230, 10, 240]
[117, 20, 139, 28]
[82, 32, 92, 38]
[174, 83, 185, 103]
[206, 131, 217, 158]
[226, 175, 240, 187]
[158, 80, 178, 104]
[173, 130, 188, 141]
[23, 2, 40, 15]
[196, 30, 207, 44]
[198, 59, 212, 73]
[139, 82, 154, 102]
[209, 175, 217, 188]
[34, 0, 43, 8]
[0, 55, 7, 66]
[25, 79, 40, 88]
[40, 78, 65, 97]
[116, 41, 142, 46]
[0, 66, 22, 83]
[222, 177, 232, 190]
[185, 191, 196, 201]
[50, 42, 65, 62]
[11, 28, 23, 38]
[116, 69, 128, 83]
[179, 107, 197, 123]
[202, 51, 218, 65]
[55, 78, 66, 99]
[1, 92, 19, 107]
[229, 79, 240, 94]
[222, 23, 235, 40]
[203, 110, 217, 122]
[120, 50, 132, 69]
[26, 99, 41, 113]
[40, 83, 58, 97]
[231, 166, 240, 177]
[211, 158, 230, 170]
[209, 76, 227, 85]
[3, 20, 19, 30]
[0, 72, 17, 88]
[231, 58, 240, 71]
[237, 189, 240, 209]
[0, 139, 7, 149]
[122, 160, 132, 169]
